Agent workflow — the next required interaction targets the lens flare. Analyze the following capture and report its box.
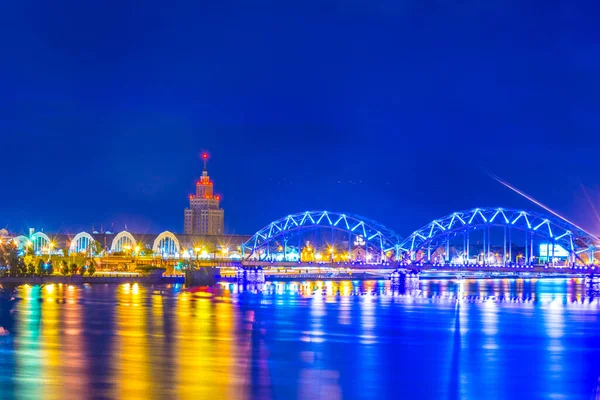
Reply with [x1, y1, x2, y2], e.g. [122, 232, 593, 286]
[488, 173, 599, 241]
[579, 180, 600, 227]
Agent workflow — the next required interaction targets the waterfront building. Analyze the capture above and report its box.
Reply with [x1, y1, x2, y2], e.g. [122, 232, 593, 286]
[184, 154, 225, 235]
[1, 229, 250, 259]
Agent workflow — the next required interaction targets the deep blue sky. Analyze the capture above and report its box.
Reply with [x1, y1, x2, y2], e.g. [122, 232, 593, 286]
[1, 1, 599, 236]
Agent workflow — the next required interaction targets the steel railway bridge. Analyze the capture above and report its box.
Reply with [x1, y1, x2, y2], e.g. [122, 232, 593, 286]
[239, 208, 599, 271]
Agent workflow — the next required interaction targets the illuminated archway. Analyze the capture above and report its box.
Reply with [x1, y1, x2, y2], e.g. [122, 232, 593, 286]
[152, 231, 181, 258]
[70, 232, 96, 255]
[110, 231, 137, 253]
[31, 232, 52, 254]
[12, 235, 30, 251]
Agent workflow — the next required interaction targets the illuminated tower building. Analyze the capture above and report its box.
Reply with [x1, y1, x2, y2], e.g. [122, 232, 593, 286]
[184, 154, 224, 235]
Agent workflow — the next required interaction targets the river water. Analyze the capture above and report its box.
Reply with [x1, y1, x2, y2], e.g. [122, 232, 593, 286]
[1, 278, 600, 400]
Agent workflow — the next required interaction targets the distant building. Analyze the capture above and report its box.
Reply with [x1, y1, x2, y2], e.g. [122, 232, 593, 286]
[184, 154, 225, 235]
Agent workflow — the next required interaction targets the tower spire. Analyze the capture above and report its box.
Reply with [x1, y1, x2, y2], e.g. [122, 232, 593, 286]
[202, 152, 209, 171]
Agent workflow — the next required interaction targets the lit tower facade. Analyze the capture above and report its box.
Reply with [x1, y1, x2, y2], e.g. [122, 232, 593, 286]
[184, 154, 224, 235]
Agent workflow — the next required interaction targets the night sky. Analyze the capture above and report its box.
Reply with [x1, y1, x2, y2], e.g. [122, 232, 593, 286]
[1, 1, 599, 237]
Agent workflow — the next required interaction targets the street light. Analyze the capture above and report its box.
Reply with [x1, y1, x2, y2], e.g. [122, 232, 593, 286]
[123, 245, 131, 258]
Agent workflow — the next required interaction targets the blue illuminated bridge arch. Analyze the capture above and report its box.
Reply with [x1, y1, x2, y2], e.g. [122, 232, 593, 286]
[399, 207, 599, 264]
[242, 211, 403, 261]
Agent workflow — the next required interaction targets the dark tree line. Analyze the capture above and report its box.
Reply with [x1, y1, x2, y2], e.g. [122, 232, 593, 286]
[0, 242, 96, 277]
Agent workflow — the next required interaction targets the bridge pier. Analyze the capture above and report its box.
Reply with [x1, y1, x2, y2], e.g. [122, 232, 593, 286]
[390, 268, 420, 284]
[185, 267, 219, 287]
[236, 266, 265, 284]
[585, 273, 600, 288]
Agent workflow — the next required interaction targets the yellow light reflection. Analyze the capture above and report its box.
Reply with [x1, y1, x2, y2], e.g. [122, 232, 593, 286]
[113, 284, 151, 399]
[14, 286, 43, 399]
[61, 285, 88, 396]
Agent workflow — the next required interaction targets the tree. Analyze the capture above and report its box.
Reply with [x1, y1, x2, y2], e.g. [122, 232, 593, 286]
[27, 263, 36, 275]
[23, 254, 35, 269]
[24, 244, 35, 257]
[60, 260, 69, 276]
[8, 254, 20, 275]
[69, 263, 78, 276]
[36, 259, 45, 276]
[18, 259, 27, 275]
[91, 240, 103, 256]
[87, 260, 97, 276]
[3, 244, 21, 276]
[46, 260, 54, 275]
[80, 264, 87, 276]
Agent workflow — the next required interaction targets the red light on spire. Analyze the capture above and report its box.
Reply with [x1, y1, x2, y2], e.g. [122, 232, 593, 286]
[201, 152, 210, 170]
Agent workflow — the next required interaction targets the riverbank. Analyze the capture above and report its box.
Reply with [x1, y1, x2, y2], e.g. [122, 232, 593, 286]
[222, 271, 587, 282]
[0, 271, 587, 286]
[0, 274, 184, 285]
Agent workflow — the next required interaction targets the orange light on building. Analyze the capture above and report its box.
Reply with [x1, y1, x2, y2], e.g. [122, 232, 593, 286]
[189, 195, 194, 199]
[215, 195, 220, 201]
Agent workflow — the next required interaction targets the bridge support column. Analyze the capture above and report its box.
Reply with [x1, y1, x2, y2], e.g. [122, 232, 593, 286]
[530, 234, 534, 264]
[348, 233, 352, 260]
[508, 227, 512, 264]
[445, 238, 450, 263]
[487, 226, 491, 264]
[483, 227, 486, 265]
[525, 232, 529, 265]
[503, 226, 507, 266]
[466, 229, 470, 263]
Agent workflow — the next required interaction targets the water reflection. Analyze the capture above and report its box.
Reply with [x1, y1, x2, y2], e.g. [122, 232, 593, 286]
[0, 279, 599, 399]
[222, 278, 597, 304]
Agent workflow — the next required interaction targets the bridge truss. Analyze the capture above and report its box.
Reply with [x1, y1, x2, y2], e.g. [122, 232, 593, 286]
[399, 208, 599, 265]
[242, 211, 402, 262]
